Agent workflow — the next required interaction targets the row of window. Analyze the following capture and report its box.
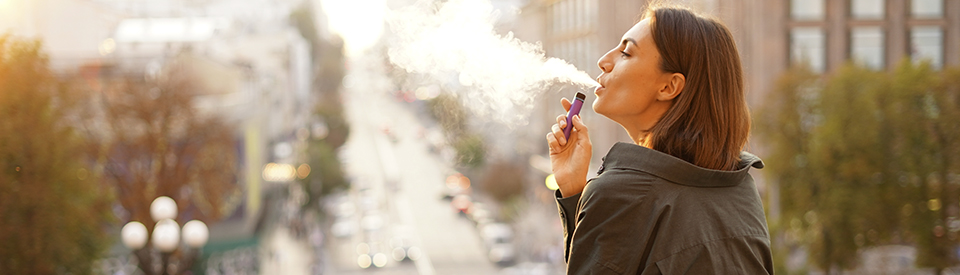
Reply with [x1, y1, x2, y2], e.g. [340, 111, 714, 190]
[550, 0, 598, 34]
[792, 0, 944, 20]
[551, 37, 599, 75]
[790, 26, 944, 72]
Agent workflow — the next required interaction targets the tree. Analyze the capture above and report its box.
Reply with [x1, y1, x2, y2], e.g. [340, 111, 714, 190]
[0, 35, 113, 274]
[88, 62, 241, 275]
[426, 93, 486, 168]
[804, 64, 889, 271]
[290, 2, 351, 205]
[757, 61, 960, 274]
[755, 65, 820, 275]
[888, 61, 960, 274]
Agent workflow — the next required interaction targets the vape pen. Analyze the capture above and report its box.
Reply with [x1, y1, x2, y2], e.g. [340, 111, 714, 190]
[564, 92, 586, 140]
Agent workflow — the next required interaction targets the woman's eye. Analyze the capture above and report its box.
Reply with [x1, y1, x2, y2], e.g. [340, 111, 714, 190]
[620, 50, 631, 57]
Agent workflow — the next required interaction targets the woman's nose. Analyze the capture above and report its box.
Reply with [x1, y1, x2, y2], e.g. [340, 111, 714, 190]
[597, 49, 614, 73]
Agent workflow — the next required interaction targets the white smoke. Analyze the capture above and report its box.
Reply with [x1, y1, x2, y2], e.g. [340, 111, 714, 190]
[386, 0, 598, 126]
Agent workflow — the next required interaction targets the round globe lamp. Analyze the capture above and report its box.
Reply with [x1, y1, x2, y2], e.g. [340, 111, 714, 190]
[152, 219, 181, 253]
[182, 220, 209, 248]
[150, 196, 178, 222]
[121, 221, 148, 250]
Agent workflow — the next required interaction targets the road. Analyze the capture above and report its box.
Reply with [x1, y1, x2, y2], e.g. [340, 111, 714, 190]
[324, 51, 500, 275]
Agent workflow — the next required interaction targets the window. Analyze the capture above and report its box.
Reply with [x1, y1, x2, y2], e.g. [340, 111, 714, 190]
[911, 0, 943, 18]
[911, 26, 943, 69]
[551, 3, 560, 34]
[791, 28, 826, 73]
[577, 0, 585, 30]
[850, 27, 885, 70]
[560, 1, 568, 33]
[851, 0, 885, 19]
[585, 0, 597, 29]
[791, 0, 825, 21]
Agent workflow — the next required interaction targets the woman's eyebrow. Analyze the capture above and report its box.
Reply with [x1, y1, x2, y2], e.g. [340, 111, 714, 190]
[621, 38, 638, 48]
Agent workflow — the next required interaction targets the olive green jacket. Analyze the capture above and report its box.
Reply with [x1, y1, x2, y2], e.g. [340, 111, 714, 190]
[556, 142, 773, 274]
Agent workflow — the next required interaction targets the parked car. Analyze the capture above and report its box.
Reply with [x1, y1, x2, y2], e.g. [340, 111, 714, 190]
[331, 218, 356, 238]
[488, 243, 516, 266]
[441, 173, 471, 200]
[480, 223, 516, 266]
[466, 203, 493, 225]
[451, 194, 472, 216]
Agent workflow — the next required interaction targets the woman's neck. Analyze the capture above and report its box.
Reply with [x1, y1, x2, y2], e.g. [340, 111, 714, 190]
[625, 127, 652, 148]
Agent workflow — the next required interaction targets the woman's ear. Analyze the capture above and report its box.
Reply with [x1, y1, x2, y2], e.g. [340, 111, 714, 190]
[657, 73, 685, 101]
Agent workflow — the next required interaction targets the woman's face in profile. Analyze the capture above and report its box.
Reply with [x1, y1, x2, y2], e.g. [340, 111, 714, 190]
[594, 18, 674, 130]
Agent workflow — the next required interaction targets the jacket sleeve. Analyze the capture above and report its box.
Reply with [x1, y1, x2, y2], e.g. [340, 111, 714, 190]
[564, 177, 657, 274]
[555, 189, 582, 264]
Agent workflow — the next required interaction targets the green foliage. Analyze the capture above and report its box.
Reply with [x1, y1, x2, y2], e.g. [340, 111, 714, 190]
[301, 139, 348, 201]
[290, 2, 351, 212]
[289, 2, 345, 96]
[426, 93, 486, 168]
[314, 106, 351, 150]
[426, 93, 469, 137]
[453, 133, 485, 168]
[757, 61, 960, 273]
[0, 35, 113, 274]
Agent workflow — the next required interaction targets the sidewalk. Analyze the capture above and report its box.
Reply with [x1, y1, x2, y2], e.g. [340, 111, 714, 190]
[260, 227, 317, 275]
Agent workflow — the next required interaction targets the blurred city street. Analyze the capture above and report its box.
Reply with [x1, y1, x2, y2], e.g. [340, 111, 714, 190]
[324, 52, 497, 274]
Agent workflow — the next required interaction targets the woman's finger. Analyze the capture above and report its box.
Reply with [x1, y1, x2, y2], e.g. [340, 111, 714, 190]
[551, 123, 566, 146]
[560, 98, 572, 112]
[546, 132, 558, 153]
[571, 115, 589, 136]
[556, 114, 567, 130]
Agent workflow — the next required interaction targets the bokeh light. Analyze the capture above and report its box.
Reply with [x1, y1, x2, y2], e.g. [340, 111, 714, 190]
[262, 163, 296, 182]
[296, 164, 311, 179]
[545, 174, 559, 191]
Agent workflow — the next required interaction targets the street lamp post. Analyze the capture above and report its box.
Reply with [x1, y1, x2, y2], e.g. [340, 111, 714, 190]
[120, 196, 209, 275]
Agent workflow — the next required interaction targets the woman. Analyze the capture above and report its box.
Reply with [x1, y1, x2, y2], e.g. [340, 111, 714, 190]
[545, 5, 773, 274]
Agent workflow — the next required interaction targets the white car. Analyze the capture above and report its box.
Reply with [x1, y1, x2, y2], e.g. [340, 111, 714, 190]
[331, 218, 356, 238]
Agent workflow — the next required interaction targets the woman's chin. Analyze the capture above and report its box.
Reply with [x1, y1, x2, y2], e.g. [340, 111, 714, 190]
[592, 101, 607, 116]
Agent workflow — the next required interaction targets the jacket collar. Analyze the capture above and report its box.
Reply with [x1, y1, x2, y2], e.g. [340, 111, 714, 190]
[601, 142, 764, 187]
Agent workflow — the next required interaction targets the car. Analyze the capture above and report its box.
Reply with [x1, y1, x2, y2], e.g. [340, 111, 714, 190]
[441, 173, 471, 200]
[360, 214, 384, 232]
[480, 223, 516, 266]
[479, 223, 513, 249]
[488, 243, 516, 266]
[331, 218, 356, 238]
[451, 194, 472, 216]
[466, 203, 493, 225]
[334, 202, 356, 219]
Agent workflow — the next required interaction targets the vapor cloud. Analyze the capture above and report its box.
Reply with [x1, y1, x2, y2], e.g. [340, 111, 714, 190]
[386, 0, 598, 126]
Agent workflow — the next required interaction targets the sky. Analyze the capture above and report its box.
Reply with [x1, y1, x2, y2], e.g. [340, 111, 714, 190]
[319, 0, 387, 57]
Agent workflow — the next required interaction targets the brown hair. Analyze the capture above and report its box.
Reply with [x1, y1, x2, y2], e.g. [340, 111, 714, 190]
[643, 6, 750, 171]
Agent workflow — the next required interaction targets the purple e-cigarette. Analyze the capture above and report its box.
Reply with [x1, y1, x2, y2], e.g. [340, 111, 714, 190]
[563, 92, 586, 140]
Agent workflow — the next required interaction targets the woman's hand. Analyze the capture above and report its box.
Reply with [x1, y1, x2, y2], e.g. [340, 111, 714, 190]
[546, 97, 592, 198]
